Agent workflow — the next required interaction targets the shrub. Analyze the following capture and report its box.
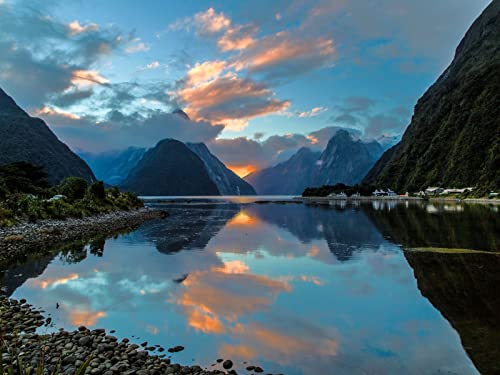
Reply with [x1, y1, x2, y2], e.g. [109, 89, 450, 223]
[0, 162, 50, 196]
[58, 177, 88, 201]
[87, 181, 106, 201]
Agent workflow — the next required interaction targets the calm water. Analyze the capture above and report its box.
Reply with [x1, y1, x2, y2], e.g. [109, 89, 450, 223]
[2, 199, 499, 375]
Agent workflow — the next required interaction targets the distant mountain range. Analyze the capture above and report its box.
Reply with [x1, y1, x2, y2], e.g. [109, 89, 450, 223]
[80, 147, 146, 186]
[245, 147, 321, 195]
[364, 1, 500, 192]
[246, 130, 383, 195]
[0, 87, 95, 184]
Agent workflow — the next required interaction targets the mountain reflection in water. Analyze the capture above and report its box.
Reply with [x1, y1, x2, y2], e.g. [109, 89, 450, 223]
[1, 200, 498, 375]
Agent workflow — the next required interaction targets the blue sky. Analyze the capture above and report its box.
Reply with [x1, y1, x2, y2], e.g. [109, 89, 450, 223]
[0, 0, 491, 175]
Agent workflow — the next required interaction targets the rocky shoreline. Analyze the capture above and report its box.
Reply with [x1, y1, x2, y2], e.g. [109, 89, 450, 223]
[0, 208, 164, 266]
[0, 297, 232, 375]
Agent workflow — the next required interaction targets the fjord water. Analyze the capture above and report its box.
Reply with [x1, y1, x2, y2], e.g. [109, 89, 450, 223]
[3, 199, 499, 375]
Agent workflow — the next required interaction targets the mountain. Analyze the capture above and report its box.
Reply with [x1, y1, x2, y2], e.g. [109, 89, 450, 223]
[121, 139, 219, 196]
[246, 131, 383, 195]
[245, 147, 321, 195]
[172, 108, 190, 121]
[0, 88, 95, 184]
[311, 130, 383, 186]
[364, 2, 500, 192]
[80, 147, 146, 186]
[186, 143, 256, 195]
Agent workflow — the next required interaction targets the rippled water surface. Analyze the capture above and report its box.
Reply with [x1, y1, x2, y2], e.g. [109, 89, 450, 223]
[3, 198, 499, 375]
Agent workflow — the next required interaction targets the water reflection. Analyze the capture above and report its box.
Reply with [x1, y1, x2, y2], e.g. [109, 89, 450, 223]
[2, 200, 499, 374]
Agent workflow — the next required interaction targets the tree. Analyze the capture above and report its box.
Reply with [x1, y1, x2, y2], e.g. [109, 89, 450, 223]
[0, 162, 50, 195]
[88, 181, 106, 200]
[58, 177, 88, 201]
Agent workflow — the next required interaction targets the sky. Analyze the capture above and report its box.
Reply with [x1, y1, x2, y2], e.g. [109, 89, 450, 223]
[0, 0, 491, 176]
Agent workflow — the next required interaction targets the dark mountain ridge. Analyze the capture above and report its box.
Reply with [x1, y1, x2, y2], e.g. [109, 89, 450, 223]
[121, 139, 219, 196]
[0, 88, 95, 184]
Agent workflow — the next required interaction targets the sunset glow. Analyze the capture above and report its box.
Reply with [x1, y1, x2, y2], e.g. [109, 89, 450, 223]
[227, 165, 257, 178]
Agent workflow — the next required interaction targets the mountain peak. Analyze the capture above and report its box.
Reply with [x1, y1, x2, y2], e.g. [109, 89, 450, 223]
[172, 109, 190, 121]
[0, 87, 29, 117]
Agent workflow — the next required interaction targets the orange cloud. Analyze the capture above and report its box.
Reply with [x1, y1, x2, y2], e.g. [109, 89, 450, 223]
[175, 268, 291, 334]
[179, 72, 290, 130]
[243, 36, 334, 72]
[212, 260, 250, 274]
[186, 60, 227, 86]
[186, 309, 226, 334]
[68, 309, 106, 327]
[299, 275, 324, 286]
[30, 273, 79, 289]
[34, 106, 81, 120]
[227, 164, 258, 178]
[68, 20, 98, 35]
[218, 25, 256, 51]
[194, 8, 231, 34]
[222, 323, 338, 365]
[298, 106, 327, 118]
[71, 70, 108, 86]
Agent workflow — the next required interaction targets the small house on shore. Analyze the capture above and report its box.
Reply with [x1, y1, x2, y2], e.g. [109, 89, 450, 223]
[425, 187, 444, 195]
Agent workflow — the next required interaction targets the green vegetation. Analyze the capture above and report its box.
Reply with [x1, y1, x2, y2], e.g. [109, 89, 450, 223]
[0, 162, 143, 227]
[302, 183, 376, 197]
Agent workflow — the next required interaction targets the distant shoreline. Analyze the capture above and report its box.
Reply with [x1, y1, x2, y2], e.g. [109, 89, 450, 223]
[298, 196, 500, 205]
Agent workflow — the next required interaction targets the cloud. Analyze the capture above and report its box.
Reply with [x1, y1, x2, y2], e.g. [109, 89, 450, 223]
[177, 70, 290, 130]
[217, 24, 257, 51]
[208, 125, 359, 171]
[165, 7, 338, 128]
[34, 106, 81, 120]
[0, 2, 123, 108]
[299, 0, 490, 71]
[297, 106, 327, 118]
[329, 96, 410, 138]
[145, 61, 160, 69]
[194, 7, 231, 35]
[39, 109, 223, 153]
[237, 32, 335, 80]
[125, 38, 150, 53]
[51, 88, 94, 107]
[71, 70, 109, 86]
[68, 20, 99, 36]
[364, 113, 407, 138]
[186, 60, 227, 86]
[169, 7, 231, 36]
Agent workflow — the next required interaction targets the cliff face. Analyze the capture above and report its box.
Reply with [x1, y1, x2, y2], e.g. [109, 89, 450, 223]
[187, 143, 256, 195]
[121, 139, 219, 196]
[364, 1, 500, 192]
[0, 88, 95, 184]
